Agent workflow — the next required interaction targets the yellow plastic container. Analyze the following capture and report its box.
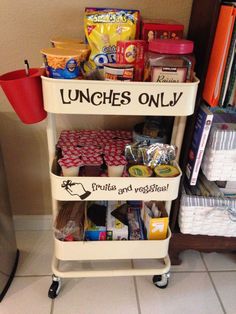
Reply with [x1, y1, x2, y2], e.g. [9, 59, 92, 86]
[154, 164, 180, 177]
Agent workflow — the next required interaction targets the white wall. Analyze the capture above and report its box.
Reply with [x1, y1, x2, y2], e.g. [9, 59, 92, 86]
[0, 0, 193, 214]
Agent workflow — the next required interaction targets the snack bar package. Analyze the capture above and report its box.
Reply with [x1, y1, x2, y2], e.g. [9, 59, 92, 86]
[84, 8, 140, 78]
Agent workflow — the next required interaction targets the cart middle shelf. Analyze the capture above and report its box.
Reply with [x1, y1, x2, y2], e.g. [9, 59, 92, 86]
[50, 160, 182, 201]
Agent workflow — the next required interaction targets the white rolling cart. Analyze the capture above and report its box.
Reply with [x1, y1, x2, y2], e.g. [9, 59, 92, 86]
[41, 76, 199, 298]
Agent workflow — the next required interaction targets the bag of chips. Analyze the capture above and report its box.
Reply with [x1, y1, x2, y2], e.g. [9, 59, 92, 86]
[84, 8, 140, 78]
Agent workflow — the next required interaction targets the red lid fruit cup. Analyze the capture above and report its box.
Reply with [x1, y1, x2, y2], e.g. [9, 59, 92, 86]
[77, 130, 98, 137]
[58, 157, 83, 176]
[81, 155, 103, 177]
[104, 145, 124, 156]
[57, 137, 78, 148]
[60, 130, 79, 138]
[77, 138, 99, 147]
[104, 155, 127, 177]
[61, 146, 82, 158]
[81, 146, 103, 155]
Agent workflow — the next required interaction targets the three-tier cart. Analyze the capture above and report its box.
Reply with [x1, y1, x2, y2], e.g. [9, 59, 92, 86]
[41, 76, 199, 298]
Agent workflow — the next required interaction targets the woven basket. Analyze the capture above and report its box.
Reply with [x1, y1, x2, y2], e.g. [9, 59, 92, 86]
[201, 122, 236, 181]
[201, 148, 236, 181]
[179, 193, 236, 237]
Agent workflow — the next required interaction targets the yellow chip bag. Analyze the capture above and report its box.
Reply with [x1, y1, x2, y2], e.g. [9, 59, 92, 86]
[84, 8, 140, 73]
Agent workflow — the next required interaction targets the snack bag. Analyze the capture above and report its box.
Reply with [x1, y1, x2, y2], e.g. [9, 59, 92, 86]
[54, 202, 86, 241]
[84, 8, 140, 77]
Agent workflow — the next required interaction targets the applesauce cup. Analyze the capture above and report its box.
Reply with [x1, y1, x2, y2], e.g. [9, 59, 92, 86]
[105, 155, 127, 177]
[58, 157, 83, 176]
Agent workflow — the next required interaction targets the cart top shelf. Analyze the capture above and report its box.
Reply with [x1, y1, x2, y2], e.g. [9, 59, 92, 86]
[42, 76, 199, 116]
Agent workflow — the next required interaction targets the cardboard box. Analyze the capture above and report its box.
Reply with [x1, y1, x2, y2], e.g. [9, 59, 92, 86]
[141, 19, 184, 41]
[141, 201, 168, 240]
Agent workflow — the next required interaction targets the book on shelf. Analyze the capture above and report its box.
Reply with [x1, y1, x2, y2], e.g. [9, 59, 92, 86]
[186, 104, 214, 186]
[219, 20, 236, 106]
[202, 4, 236, 107]
[224, 51, 236, 107]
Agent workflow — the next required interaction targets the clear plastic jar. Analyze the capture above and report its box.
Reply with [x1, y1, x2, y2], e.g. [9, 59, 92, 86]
[144, 39, 195, 82]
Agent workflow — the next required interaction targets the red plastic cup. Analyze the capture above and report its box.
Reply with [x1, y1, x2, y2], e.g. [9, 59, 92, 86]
[0, 68, 47, 124]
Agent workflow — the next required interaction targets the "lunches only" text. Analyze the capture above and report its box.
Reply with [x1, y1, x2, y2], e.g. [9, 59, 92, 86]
[60, 88, 183, 108]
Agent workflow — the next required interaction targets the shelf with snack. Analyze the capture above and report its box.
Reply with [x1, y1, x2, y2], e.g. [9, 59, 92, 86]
[54, 230, 171, 262]
[53, 200, 171, 262]
[49, 128, 182, 201]
[50, 160, 181, 202]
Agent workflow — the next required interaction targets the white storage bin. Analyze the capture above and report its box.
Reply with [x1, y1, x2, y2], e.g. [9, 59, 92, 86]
[179, 192, 236, 237]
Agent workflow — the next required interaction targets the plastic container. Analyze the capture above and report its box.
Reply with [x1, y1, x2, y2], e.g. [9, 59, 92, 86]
[0, 68, 47, 124]
[145, 39, 195, 82]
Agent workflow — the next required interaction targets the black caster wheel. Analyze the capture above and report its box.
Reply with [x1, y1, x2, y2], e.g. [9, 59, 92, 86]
[48, 275, 61, 299]
[152, 272, 170, 289]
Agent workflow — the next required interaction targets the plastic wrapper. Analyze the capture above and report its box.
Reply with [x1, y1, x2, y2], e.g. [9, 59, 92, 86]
[142, 143, 176, 168]
[125, 141, 149, 165]
[125, 141, 176, 168]
[127, 207, 145, 240]
[84, 8, 140, 78]
[54, 202, 86, 241]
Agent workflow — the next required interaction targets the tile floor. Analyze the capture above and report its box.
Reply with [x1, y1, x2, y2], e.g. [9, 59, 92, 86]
[1, 230, 236, 314]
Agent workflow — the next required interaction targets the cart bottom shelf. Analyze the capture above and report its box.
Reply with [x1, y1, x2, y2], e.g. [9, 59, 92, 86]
[52, 255, 171, 278]
[54, 228, 171, 261]
[52, 228, 171, 278]
[48, 255, 171, 298]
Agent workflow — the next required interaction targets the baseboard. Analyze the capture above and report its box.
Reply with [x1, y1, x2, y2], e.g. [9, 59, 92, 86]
[13, 215, 53, 230]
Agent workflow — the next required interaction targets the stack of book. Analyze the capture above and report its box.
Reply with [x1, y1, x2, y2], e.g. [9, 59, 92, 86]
[186, 2, 236, 187]
[203, 2, 236, 108]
